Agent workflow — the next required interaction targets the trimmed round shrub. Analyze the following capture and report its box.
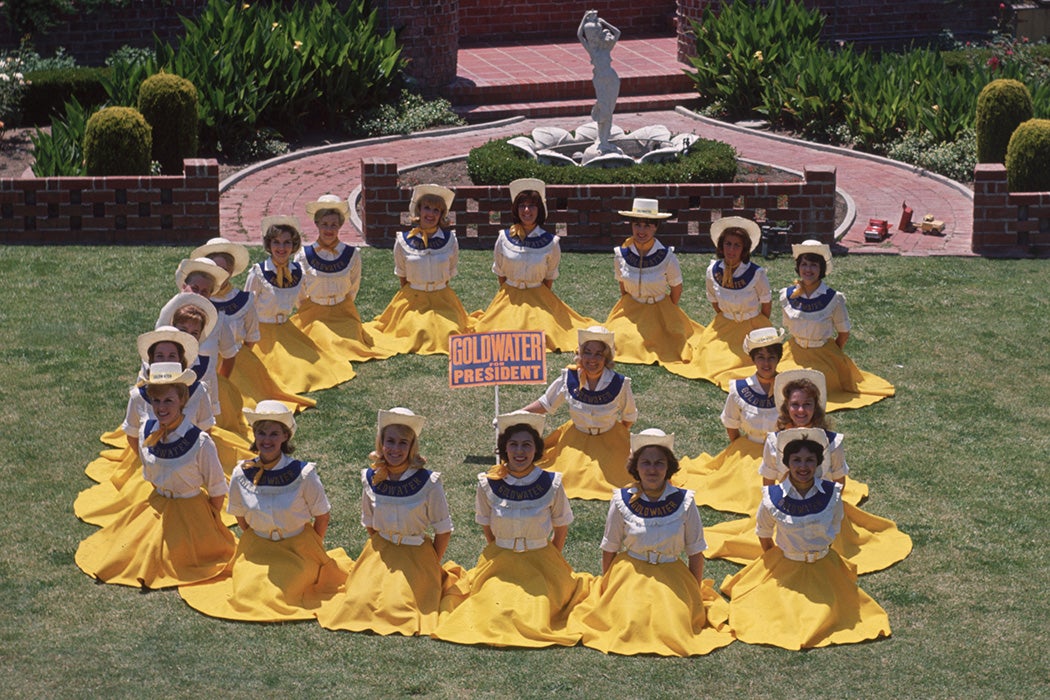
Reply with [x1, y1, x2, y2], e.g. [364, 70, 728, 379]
[138, 72, 199, 175]
[976, 78, 1033, 164]
[83, 106, 152, 176]
[1006, 119, 1050, 193]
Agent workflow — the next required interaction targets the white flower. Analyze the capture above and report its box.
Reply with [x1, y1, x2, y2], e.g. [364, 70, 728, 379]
[14, 72, 23, 81]
[0, 74, 10, 82]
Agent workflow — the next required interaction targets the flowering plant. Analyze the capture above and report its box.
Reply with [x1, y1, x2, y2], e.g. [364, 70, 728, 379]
[0, 54, 30, 134]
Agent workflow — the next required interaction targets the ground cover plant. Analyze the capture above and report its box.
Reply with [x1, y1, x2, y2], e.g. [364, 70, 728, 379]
[2, 245, 1047, 698]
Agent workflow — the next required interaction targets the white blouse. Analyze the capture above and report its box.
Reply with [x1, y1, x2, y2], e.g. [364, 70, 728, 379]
[779, 282, 851, 347]
[244, 259, 303, 324]
[138, 416, 227, 499]
[122, 381, 215, 437]
[475, 468, 573, 551]
[295, 242, 362, 305]
[756, 479, 844, 562]
[393, 229, 459, 291]
[209, 286, 260, 350]
[720, 374, 778, 443]
[492, 227, 560, 288]
[704, 260, 771, 321]
[759, 429, 849, 482]
[227, 455, 330, 540]
[601, 484, 706, 563]
[613, 240, 682, 303]
[538, 366, 638, 434]
[360, 467, 453, 545]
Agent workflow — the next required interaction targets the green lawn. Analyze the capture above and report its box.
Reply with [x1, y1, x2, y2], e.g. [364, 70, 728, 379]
[2, 246, 1047, 698]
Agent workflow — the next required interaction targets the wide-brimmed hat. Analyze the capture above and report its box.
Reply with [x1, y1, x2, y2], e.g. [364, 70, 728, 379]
[509, 178, 547, 211]
[144, 361, 197, 386]
[774, 369, 827, 411]
[305, 193, 350, 219]
[711, 216, 761, 252]
[617, 198, 672, 220]
[377, 407, 425, 439]
[191, 237, 251, 277]
[261, 215, 302, 238]
[496, 410, 546, 436]
[630, 428, 675, 454]
[792, 238, 833, 273]
[175, 257, 230, 292]
[244, 399, 297, 437]
[578, 325, 615, 357]
[410, 184, 455, 216]
[742, 327, 786, 354]
[776, 426, 829, 456]
[156, 292, 218, 341]
[137, 325, 199, 366]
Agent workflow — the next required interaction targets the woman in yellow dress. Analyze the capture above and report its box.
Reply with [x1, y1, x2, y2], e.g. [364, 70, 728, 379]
[471, 179, 597, 351]
[570, 429, 734, 657]
[721, 429, 891, 649]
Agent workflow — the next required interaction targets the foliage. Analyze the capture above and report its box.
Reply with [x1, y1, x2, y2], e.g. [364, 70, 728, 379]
[975, 78, 1033, 164]
[105, 45, 156, 69]
[1005, 118, 1050, 192]
[82, 105, 151, 175]
[346, 89, 464, 137]
[138, 72, 198, 174]
[467, 137, 737, 185]
[885, 129, 977, 184]
[0, 0, 132, 35]
[16, 44, 76, 72]
[20, 66, 108, 124]
[0, 53, 29, 128]
[29, 95, 92, 176]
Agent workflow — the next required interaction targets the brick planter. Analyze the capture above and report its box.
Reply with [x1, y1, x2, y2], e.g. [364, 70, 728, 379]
[972, 163, 1050, 257]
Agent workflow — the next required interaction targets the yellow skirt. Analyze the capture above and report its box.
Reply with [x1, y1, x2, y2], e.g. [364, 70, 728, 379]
[84, 446, 127, 483]
[780, 338, 895, 411]
[99, 427, 128, 450]
[364, 286, 472, 356]
[703, 501, 912, 575]
[292, 296, 399, 363]
[470, 284, 598, 353]
[537, 420, 632, 501]
[570, 553, 734, 657]
[214, 375, 251, 439]
[227, 347, 316, 412]
[603, 296, 706, 379]
[249, 321, 356, 394]
[179, 528, 352, 622]
[316, 533, 465, 636]
[433, 542, 593, 648]
[690, 314, 773, 390]
[75, 490, 236, 589]
[721, 547, 891, 649]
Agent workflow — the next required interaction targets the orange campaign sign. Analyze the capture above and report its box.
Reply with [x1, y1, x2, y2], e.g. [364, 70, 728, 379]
[448, 331, 547, 388]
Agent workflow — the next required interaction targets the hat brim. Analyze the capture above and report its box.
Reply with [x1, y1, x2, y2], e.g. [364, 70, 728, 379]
[630, 431, 675, 454]
[711, 216, 762, 252]
[243, 403, 297, 437]
[578, 326, 615, 356]
[157, 292, 218, 341]
[305, 196, 350, 218]
[191, 238, 251, 277]
[377, 408, 425, 439]
[261, 215, 302, 238]
[509, 178, 547, 211]
[618, 210, 673, 220]
[497, 410, 546, 436]
[175, 258, 230, 292]
[742, 327, 786, 354]
[137, 326, 200, 366]
[410, 185, 455, 215]
[774, 369, 828, 411]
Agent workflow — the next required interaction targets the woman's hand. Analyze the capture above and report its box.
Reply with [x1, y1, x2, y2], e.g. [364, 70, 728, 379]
[433, 531, 450, 560]
[688, 553, 704, 586]
[313, 512, 330, 539]
[551, 525, 568, 552]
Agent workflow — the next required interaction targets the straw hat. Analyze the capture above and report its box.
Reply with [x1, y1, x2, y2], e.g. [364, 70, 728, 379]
[243, 399, 297, 437]
[305, 193, 350, 219]
[509, 178, 547, 211]
[377, 407, 425, 439]
[191, 237, 251, 277]
[710, 216, 761, 252]
[261, 215, 302, 238]
[409, 184, 455, 215]
[578, 325, 615, 356]
[137, 325, 199, 366]
[775, 426, 829, 456]
[496, 410, 546, 436]
[175, 257, 230, 292]
[792, 239, 833, 273]
[144, 361, 197, 386]
[774, 369, 828, 411]
[630, 428, 675, 454]
[742, 327, 786, 354]
[617, 198, 672, 220]
[156, 292, 218, 341]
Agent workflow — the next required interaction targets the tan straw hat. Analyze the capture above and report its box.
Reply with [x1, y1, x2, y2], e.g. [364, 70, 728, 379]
[261, 215, 302, 239]
[191, 237, 251, 277]
[792, 239, 833, 273]
[156, 292, 218, 341]
[244, 399, 297, 437]
[377, 407, 425, 440]
[305, 193, 350, 219]
[578, 325, 615, 358]
[774, 369, 827, 411]
[175, 257, 230, 292]
[144, 361, 197, 386]
[742, 327, 786, 354]
[509, 178, 547, 211]
[409, 184, 455, 215]
[710, 216, 761, 252]
[617, 198, 672, 220]
[496, 410, 546, 436]
[137, 326, 199, 366]
[630, 428, 675, 454]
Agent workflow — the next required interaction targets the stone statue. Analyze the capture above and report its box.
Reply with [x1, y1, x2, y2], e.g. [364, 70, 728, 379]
[578, 10, 622, 155]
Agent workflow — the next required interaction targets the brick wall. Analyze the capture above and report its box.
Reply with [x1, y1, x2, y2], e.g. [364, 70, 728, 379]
[457, 0, 676, 42]
[972, 163, 1050, 257]
[0, 160, 220, 244]
[385, 0, 460, 86]
[360, 158, 835, 251]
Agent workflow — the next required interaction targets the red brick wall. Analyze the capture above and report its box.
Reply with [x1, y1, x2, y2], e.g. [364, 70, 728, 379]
[457, 1, 676, 42]
[972, 163, 1050, 257]
[361, 158, 835, 251]
[385, 0, 460, 86]
[0, 160, 220, 244]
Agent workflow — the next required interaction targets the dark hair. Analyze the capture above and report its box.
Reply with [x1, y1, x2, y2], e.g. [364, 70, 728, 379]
[205, 251, 236, 271]
[497, 423, 545, 464]
[748, 342, 783, 361]
[147, 340, 188, 367]
[775, 378, 829, 431]
[511, 190, 546, 227]
[249, 420, 296, 455]
[794, 252, 827, 279]
[263, 224, 302, 254]
[715, 228, 753, 264]
[626, 444, 680, 481]
[782, 438, 825, 467]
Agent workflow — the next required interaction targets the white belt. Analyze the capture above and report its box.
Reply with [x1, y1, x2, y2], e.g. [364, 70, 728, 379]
[573, 424, 610, 436]
[630, 294, 665, 304]
[264, 313, 288, 325]
[263, 525, 304, 542]
[379, 531, 425, 546]
[495, 537, 549, 552]
[506, 280, 542, 289]
[311, 294, 345, 306]
[784, 547, 829, 563]
[409, 281, 447, 291]
[793, 337, 828, 349]
[746, 432, 767, 444]
[153, 487, 198, 499]
[722, 309, 759, 322]
[626, 550, 679, 564]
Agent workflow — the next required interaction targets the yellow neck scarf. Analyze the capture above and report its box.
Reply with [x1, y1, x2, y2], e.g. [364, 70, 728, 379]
[315, 239, 340, 254]
[509, 224, 535, 241]
[273, 261, 293, 288]
[143, 420, 179, 447]
[249, 455, 283, 485]
[721, 261, 739, 287]
[624, 236, 655, 256]
[486, 461, 533, 481]
[409, 226, 438, 247]
[372, 462, 409, 486]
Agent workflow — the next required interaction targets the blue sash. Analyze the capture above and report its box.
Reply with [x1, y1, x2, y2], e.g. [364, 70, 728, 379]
[712, 261, 760, 289]
[621, 488, 686, 518]
[488, 469, 554, 501]
[735, 379, 776, 409]
[260, 261, 303, 288]
[503, 228, 555, 249]
[190, 354, 210, 383]
[243, 459, 305, 487]
[768, 479, 836, 516]
[304, 244, 355, 274]
[401, 229, 452, 251]
[211, 290, 251, 316]
[566, 370, 624, 406]
[619, 245, 669, 269]
[143, 420, 202, 459]
[785, 286, 836, 313]
[367, 468, 431, 497]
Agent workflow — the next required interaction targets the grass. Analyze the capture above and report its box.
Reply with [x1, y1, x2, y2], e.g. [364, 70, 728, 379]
[2, 246, 1048, 698]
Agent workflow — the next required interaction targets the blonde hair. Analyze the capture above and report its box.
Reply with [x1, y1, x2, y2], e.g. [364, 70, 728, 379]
[412, 194, 451, 228]
[370, 423, 426, 484]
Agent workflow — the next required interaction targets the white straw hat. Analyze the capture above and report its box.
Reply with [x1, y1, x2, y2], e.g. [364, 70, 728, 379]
[496, 410, 546, 436]
[191, 237, 251, 277]
[144, 361, 197, 386]
[377, 407, 425, 439]
[776, 427, 830, 457]
[710, 216, 761, 252]
[774, 369, 828, 411]
[243, 399, 297, 437]
[305, 193, 350, 219]
[792, 239, 833, 273]
[137, 326, 199, 366]
[617, 198, 672, 220]
[509, 178, 547, 211]
[156, 292, 218, 341]
[261, 215, 302, 239]
[742, 327, 785, 354]
[409, 184, 455, 216]
[175, 257, 230, 292]
[630, 428, 675, 454]
[578, 325, 615, 354]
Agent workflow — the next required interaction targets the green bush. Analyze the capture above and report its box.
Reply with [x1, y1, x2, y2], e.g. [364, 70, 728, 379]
[467, 138, 737, 186]
[886, 129, 977, 183]
[975, 78, 1033, 164]
[138, 72, 198, 174]
[1005, 118, 1050, 192]
[347, 90, 463, 137]
[20, 66, 108, 124]
[31, 96, 92, 176]
[83, 105, 151, 175]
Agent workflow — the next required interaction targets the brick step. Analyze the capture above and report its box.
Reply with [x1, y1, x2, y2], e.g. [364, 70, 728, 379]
[453, 92, 702, 123]
[444, 72, 695, 106]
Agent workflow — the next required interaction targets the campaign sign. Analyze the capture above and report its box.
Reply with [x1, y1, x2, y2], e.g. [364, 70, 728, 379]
[448, 331, 547, 388]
